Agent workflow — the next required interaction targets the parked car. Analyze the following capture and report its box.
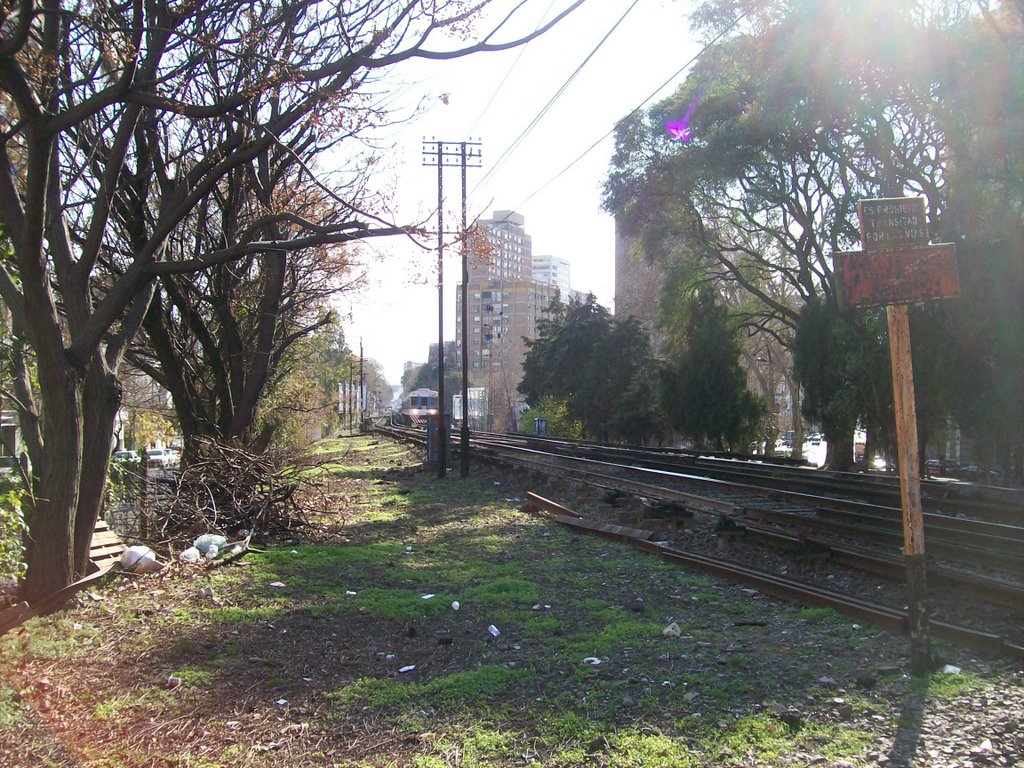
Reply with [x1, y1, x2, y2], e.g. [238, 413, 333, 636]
[113, 450, 140, 463]
[145, 448, 178, 469]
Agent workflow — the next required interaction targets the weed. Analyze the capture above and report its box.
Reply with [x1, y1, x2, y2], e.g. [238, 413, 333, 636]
[94, 694, 137, 721]
[171, 666, 215, 688]
[329, 665, 532, 717]
[204, 604, 283, 624]
[0, 684, 25, 730]
[798, 606, 841, 623]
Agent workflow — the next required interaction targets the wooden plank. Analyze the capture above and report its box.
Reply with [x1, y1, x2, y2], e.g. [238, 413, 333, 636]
[89, 519, 125, 569]
[91, 547, 122, 558]
[0, 602, 29, 634]
[553, 514, 654, 543]
[525, 491, 582, 518]
[0, 569, 111, 637]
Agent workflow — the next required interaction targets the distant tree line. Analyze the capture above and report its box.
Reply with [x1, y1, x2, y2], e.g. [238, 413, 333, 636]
[517, 293, 765, 451]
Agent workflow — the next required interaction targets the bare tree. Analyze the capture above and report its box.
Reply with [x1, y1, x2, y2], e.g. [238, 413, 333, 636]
[0, 0, 588, 601]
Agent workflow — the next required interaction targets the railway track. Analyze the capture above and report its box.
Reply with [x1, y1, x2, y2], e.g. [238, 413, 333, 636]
[484, 431, 1023, 525]
[525, 492, 1023, 660]
[373, 425, 1024, 659]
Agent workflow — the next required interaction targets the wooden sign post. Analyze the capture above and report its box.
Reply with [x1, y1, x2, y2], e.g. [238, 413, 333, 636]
[834, 197, 959, 676]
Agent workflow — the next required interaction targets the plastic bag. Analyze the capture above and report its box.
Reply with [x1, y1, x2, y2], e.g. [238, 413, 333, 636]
[120, 545, 163, 573]
[178, 547, 201, 563]
[193, 534, 227, 555]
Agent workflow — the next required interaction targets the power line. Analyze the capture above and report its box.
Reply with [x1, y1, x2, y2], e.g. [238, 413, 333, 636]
[468, 0, 559, 136]
[472, 0, 642, 194]
[504, 8, 753, 212]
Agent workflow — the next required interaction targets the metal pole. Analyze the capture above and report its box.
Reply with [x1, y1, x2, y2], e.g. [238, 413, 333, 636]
[436, 143, 447, 478]
[359, 338, 365, 428]
[460, 142, 471, 478]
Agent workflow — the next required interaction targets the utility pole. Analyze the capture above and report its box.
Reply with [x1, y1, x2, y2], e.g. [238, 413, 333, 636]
[359, 339, 365, 429]
[422, 139, 481, 479]
[347, 361, 353, 433]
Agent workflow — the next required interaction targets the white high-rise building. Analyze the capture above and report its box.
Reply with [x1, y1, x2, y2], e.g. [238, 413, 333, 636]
[532, 254, 571, 297]
[472, 209, 532, 280]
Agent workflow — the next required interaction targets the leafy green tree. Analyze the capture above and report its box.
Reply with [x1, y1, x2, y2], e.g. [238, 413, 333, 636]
[929, 4, 1024, 479]
[607, 0, 1024, 475]
[519, 395, 584, 440]
[659, 289, 765, 451]
[519, 297, 660, 442]
[793, 298, 881, 470]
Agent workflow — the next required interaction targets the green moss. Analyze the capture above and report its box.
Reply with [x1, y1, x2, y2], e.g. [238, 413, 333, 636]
[604, 729, 697, 768]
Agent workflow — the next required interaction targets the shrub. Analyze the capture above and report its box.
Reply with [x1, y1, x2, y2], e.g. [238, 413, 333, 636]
[0, 489, 26, 582]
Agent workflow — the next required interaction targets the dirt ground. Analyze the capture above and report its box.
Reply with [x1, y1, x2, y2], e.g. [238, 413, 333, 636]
[1, 436, 1021, 767]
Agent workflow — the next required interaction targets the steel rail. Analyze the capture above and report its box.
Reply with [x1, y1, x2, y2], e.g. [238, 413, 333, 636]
[526, 493, 1023, 660]
[487, 442, 1024, 613]
[471, 435, 1023, 560]
[480, 432, 1022, 524]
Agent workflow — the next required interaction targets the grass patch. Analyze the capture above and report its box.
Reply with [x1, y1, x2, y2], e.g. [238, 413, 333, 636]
[3, 434, 1013, 768]
[329, 665, 533, 715]
[910, 668, 985, 698]
[171, 666, 216, 688]
[203, 604, 284, 624]
[463, 576, 542, 607]
[345, 587, 455, 621]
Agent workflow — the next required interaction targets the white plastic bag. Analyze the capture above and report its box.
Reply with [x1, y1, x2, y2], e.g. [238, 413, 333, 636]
[120, 545, 163, 573]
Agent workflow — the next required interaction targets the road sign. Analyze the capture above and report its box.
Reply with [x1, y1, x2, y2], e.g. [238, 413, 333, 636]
[857, 197, 928, 251]
[832, 195, 961, 675]
[834, 244, 959, 310]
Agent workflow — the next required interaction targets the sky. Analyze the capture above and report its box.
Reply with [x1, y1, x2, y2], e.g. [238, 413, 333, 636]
[339, 0, 702, 385]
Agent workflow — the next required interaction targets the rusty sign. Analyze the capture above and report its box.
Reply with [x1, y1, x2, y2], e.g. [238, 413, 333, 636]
[858, 197, 928, 252]
[835, 244, 959, 310]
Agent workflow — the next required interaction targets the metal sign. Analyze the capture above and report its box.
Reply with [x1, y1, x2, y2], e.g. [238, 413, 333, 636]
[834, 244, 959, 310]
[857, 197, 928, 252]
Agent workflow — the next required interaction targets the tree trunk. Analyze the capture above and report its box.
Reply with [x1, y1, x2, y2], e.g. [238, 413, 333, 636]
[20, 371, 83, 603]
[230, 252, 286, 441]
[824, 425, 856, 472]
[73, 361, 122, 578]
[790, 382, 804, 460]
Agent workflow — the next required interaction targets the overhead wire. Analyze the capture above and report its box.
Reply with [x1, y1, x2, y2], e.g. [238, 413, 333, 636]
[468, 0, 560, 136]
[472, 0, 643, 196]
[502, 7, 753, 213]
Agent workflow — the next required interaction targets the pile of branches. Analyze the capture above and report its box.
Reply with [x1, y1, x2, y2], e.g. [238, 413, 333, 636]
[151, 438, 329, 543]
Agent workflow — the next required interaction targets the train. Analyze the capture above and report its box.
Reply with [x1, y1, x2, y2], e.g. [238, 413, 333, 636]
[399, 388, 439, 426]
